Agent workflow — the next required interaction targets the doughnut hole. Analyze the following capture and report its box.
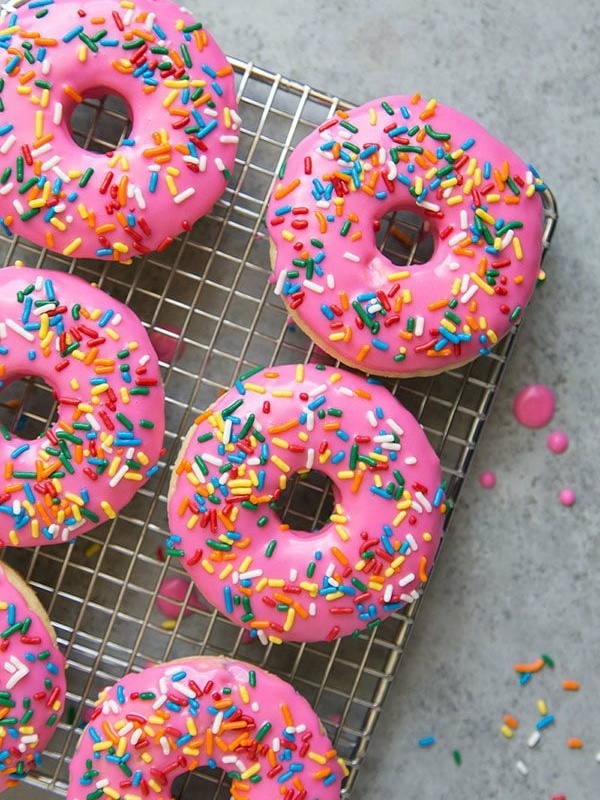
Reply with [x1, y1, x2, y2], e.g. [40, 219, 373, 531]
[272, 469, 336, 532]
[68, 90, 133, 154]
[375, 208, 435, 266]
[0, 375, 58, 440]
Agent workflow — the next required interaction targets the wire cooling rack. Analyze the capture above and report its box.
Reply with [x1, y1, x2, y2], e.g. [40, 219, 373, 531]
[0, 57, 558, 798]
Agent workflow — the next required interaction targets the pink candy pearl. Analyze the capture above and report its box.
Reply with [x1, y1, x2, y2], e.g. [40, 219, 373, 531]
[479, 470, 497, 489]
[547, 430, 569, 454]
[559, 489, 576, 507]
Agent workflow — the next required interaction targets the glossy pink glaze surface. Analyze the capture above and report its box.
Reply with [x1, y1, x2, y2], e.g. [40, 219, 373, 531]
[0, 266, 164, 547]
[0, 563, 66, 790]
[167, 363, 445, 643]
[0, 0, 239, 261]
[267, 95, 545, 376]
[66, 656, 346, 800]
[513, 383, 555, 428]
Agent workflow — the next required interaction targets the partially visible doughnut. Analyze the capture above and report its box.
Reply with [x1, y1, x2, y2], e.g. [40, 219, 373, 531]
[0, 0, 239, 261]
[0, 562, 65, 791]
[267, 94, 545, 376]
[0, 266, 165, 547]
[66, 656, 346, 800]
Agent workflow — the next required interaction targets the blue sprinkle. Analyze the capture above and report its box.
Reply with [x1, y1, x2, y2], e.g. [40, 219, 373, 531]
[536, 714, 555, 730]
[418, 736, 436, 747]
[400, 105, 410, 119]
[462, 137, 476, 150]
[0, 123, 14, 135]
[63, 25, 84, 43]
[202, 63, 217, 78]
[320, 304, 334, 320]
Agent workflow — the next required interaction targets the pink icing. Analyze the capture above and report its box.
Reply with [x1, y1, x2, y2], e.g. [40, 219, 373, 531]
[155, 575, 207, 618]
[0, 0, 239, 262]
[0, 564, 66, 790]
[479, 470, 496, 489]
[167, 363, 446, 643]
[547, 430, 569, 454]
[267, 95, 545, 376]
[148, 325, 185, 364]
[66, 656, 346, 800]
[0, 266, 165, 547]
[513, 384, 555, 428]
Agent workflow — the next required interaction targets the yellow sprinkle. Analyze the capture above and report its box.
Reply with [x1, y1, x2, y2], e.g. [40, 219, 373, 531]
[475, 208, 495, 225]
[161, 620, 176, 630]
[78, 45, 88, 63]
[513, 236, 523, 260]
[500, 724, 514, 739]
[295, 363, 304, 383]
[270, 454, 290, 473]
[62, 237, 83, 256]
[201, 559, 215, 574]
[100, 501, 116, 519]
[469, 272, 495, 296]
[536, 699, 548, 716]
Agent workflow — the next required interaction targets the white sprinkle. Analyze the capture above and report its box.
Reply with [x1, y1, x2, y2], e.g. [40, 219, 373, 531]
[159, 736, 170, 756]
[501, 229, 515, 250]
[131, 728, 143, 745]
[415, 491, 432, 513]
[303, 279, 324, 294]
[448, 261, 461, 271]
[12, 198, 24, 215]
[326, 273, 335, 289]
[404, 456, 417, 465]
[527, 731, 541, 748]
[215, 157, 226, 172]
[174, 187, 196, 205]
[460, 284, 479, 304]
[406, 533, 418, 551]
[398, 573, 415, 587]
[305, 448, 314, 470]
[273, 270, 287, 296]
[235, 759, 247, 772]
[112, 313, 122, 326]
[145, 11, 155, 30]
[306, 410, 315, 432]
[6, 318, 35, 341]
[414, 315, 425, 337]
[289, 568, 298, 582]
[41, 155, 61, 173]
[33, 303, 57, 316]
[251, 701, 260, 712]
[460, 273, 470, 293]
[183, 155, 200, 166]
[11, 500, 20, 515]
[231, 572, 239, 585]
[386, 418, 404, 437]
[339, 387, 354, 397]
[239, 569, 262, 581]
[343, 251, 361, 262]
[133, 186, 146, 210]
[53, 102, 63, 126]
[20, 735, 39, 746]
[95, 779, 109, 789]
[86, 413, 100, 431]
[272, 737, 281, 752]
[515, 760, 529, 776]
[212, 711, 224, 734]
[381, 442, 401, 451]
[386, 161, 398, 181]
[0, 182, 12, 195]
[109, 464, 128, 487]
[222, 755, 237, 764]
[222, 417, 233, 445]
[5, 656, 28, 689]
[220, 135, 239, 144]
[316, 199, 331, 209]
[410, 589, 420, 600]
[0, 133, 16, 154]
[374, 434, 395, 443]
[400, 593, 414, 604]
[309, 602, 317, 616]
[411, 500, 423, 514]
[0, 322, 6, 340]
[448, 231, 468, 247]
[417, 200, 440, 212]
[198, 154, 207, 172]
[119, 722, 134, 736]
[383, 584, 393, 603]
[325, 563, 336, 578]
[308, 383, 328, 397]
[229, 108, 242, 129]
[202, 453, 223, 467]
[30, 143, 51, 159]
[367, 410, 378, 428]
[41, 58, 50, 75]
[460, 209, 469, 229]
[525, 170, 534, 185]
[205, 107, 218, 118]
[52, 166, 71, 183]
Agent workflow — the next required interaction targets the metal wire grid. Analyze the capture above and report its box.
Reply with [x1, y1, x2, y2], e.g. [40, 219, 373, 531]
[0, 57, 558, 798]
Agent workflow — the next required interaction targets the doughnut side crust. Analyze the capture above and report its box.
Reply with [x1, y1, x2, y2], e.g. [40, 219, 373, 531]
[167, 363, 446, 643]
[67, 656, 347, 800]
[267, 94, 545, 376]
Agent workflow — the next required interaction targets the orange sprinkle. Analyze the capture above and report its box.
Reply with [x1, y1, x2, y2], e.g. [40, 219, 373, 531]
[567, 738, 583, 749]
[503, 714, 519, 730]
[562, 680, 580, 691]
[273, 178, 301, 200]
[514, 658, 545, 674]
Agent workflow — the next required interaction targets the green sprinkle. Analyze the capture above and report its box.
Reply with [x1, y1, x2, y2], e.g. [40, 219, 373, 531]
[182, 21, 203, 33]
[506, 176, 520, 196]
[79, 168, 94, 188]
[278, 160, 287, 180]
[265, 540, 277, 557]
[381, 101, 394, 115]
[257, 516, 268, 528]
[206, 538, 231, 551]
[541, 653, 555, 668]
[424, 123, 451, 141]
[351, 577, 367, 592]
[122, 38, 145, 50]
[78, 32, 98, 52]
[180, 43, 192, 68]
[221, 398, 244, 418]
[444, 311, 461, 325]
[139, 692, 156, 700]
[307, 561, 316, 578]
[340, 220, 351, 237]
[194, 455, 209, 476]
[340, 120, 359, 134]
[509, 306, 522, 322]
[139, 419, 155, 429]
[255, 721, 272, 741]
[116, 412, 134, 431]
[453, 749, 462, 765]
[249, 669, 256, 687]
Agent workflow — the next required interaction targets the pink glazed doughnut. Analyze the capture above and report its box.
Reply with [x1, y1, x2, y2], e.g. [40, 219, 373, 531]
[267, 94, 546, 376]
[67, 656, 347, 800]
[167, 363, 446, 644]
[0, 0, 239, 262]
[0, 266, 164, 547]
[0, 562, 66, 790]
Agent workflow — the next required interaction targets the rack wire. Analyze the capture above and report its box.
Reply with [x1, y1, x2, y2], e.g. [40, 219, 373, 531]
[0, 57, 558, 798]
